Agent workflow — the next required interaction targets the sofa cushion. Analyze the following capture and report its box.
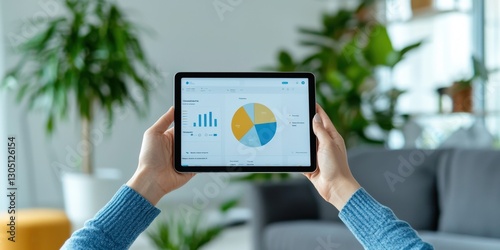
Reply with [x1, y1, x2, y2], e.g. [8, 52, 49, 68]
[264, 221, 362, 250]
[437, 149, 500, 238]
[251, 179, 321, 250]
[336, 148, 442, 230]
[312, 184, 343, 223]
[420, 231, 500, 250]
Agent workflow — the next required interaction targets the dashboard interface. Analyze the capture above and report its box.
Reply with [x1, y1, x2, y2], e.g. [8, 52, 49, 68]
[178, 76, 313, 168]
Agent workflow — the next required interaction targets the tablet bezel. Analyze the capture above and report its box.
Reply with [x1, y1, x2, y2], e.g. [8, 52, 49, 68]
[174, 72, 316, 172]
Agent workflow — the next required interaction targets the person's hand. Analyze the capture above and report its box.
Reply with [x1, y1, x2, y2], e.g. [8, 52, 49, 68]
[126, 107, 195, 205]
[304, 104, 361, 210]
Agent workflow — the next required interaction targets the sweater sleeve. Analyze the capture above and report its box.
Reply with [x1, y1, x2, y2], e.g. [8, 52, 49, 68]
[61, 185, 161, 250]
[339, 188, 434, 250]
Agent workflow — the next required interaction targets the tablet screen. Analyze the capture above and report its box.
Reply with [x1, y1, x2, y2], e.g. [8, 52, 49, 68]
[174, 72, 316, 172]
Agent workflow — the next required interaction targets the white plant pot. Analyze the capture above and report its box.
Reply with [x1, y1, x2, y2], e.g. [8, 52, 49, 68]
[62, 168, 122, 230]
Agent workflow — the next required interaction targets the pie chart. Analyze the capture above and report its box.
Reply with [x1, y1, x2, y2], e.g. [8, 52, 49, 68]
[231, 103, 277, 147]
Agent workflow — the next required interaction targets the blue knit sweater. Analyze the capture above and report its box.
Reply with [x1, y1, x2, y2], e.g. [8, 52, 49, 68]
[62, 186, 433, 249]
[339, 188, 433, 250]
[62, 186, 160, 250]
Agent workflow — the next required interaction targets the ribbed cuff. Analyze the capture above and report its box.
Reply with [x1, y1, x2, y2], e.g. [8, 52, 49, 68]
[90, 185, 161, 247]
[338, 188, 395, 243]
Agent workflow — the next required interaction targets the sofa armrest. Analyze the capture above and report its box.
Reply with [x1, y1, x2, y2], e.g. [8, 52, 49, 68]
[250, 178, 319, 250]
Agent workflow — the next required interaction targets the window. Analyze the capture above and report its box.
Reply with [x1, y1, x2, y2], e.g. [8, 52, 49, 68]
[381, 0, 499, 148]
[485, 0, 500, 145]
[385, 0, 473, 114]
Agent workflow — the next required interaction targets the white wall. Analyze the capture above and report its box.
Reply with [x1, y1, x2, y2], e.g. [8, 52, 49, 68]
[0, 0, 330, 209]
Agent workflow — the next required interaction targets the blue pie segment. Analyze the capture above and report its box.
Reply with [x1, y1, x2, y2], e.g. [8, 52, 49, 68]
[239, 126, 261, 147]
[255, 122, 277, 146]
[243, 103, 255, 123]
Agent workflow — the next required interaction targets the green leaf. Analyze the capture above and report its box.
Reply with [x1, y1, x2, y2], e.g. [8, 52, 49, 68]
[297, 27, 325, 37]
[472, 55, 489, 81]
[278, 50, 294, 68]
[400, 40, 424, 58]
[338, 39, 361, 68]
[219, 198, 239, 213]
[387, 40, 424, 67]
[46, 115, 54, 133]
[363, 25, 394, 66]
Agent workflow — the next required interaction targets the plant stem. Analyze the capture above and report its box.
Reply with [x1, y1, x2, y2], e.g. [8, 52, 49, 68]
[81, 117, 93, 175]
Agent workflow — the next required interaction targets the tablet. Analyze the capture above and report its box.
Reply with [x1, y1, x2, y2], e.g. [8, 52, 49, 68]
[174, 72, 316, 172]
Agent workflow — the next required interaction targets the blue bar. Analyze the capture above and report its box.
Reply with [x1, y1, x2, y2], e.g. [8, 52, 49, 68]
[204, 114, 207, 127]
[198, 115, 201, 127]
[193, 122, 196, 127]
[209, 112, 213, 127]
[214, 119, 217, 127]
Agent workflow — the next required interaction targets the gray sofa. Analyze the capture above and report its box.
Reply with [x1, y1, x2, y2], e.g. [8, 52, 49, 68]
[251, 149, 500, 250]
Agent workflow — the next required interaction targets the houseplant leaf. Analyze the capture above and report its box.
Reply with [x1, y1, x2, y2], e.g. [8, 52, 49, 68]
[363, 24, 394, 66]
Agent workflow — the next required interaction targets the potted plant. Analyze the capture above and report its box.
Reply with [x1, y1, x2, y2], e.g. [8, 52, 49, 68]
[448, 79, 473, 112]
[1, 0, 157, 227]
[147, 199, 239, 250]
[265, 0, 422, 148]
[447, 56, 496, 113]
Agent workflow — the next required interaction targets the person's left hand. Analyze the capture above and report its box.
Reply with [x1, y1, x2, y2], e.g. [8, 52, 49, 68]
[126, 107, 195, 205]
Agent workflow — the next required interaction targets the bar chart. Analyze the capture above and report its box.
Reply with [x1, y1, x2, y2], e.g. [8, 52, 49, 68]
[193, 111, 218, 127]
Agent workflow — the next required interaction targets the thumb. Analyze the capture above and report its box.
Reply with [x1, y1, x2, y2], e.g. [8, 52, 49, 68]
[312, 113, 331, 143]
[150, 107, 175, 133]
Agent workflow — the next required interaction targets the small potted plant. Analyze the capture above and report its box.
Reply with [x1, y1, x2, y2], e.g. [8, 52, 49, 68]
[447, 56, 495, 113]
[1, 0, 157, 227]
[447, 79, 473, 113]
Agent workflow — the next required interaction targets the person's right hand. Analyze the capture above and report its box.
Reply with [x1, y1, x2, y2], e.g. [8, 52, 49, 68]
[127, 107, 195, 206]
[304, 104, 361, 210]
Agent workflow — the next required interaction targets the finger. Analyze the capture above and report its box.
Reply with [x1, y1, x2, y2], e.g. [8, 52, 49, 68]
[312, 112, 333, 143]
[313, 106, 338, 147]
[150, 107, 175, 133]
[316, 104, 339, 138]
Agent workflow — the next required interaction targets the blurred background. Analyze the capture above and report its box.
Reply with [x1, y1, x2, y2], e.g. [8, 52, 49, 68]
[1, 0, 499, 249]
